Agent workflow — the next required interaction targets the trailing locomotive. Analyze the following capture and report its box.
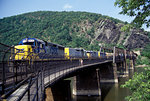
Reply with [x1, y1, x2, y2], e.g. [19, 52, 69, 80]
[65, 48, 87, 59]
[14, 38, 107, 61]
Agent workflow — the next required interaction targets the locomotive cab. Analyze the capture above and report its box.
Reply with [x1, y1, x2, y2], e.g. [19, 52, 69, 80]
[15, 45, 33, 60]
[14, 38, 36, 60]
[14, 38, 46, 60]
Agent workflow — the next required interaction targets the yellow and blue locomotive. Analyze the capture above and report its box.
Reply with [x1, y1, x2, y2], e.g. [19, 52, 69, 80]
[14, 38, 64, 61]
[14, 38, 107, 61]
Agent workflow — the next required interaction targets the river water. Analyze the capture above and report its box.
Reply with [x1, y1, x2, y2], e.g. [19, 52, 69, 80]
[72, 68, 143, 101]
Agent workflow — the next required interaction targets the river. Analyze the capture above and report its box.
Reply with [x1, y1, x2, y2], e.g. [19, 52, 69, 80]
[72, 67, 143, 101]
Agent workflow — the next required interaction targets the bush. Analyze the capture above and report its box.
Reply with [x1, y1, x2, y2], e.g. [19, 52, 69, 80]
[142, 44, 150, 59]
[136, 56, 150, 65]
[121, 67, 150, 101]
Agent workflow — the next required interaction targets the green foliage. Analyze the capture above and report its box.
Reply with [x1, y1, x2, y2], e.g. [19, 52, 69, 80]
[87, 27, 95, 38]
[115, 0, 150, 28]
[103, 43, 116, 48]
[148, 32, 150, 38]
[121, 67, 150, 101]
[0, 11, 125, 51]
[136, 56, 150, 65]
[102, 15, 124, 24]
[142, 44, 150, 59]
[135, 44, 150, 65]
[88, 40, 100, 51]
[120, 24, 132, 32]
[69, 35, 90, 49]
[122, 43, 150, 101]
[117, 44, 125, 49]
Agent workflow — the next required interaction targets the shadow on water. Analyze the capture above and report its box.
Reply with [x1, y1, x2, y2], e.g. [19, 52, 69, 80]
[102, 69, 138, 101]
[101, 83, 114, 101]
[72, 68, 144, 101]
[72, 95, 101, 101]
[72, 69, 136, 101]
[101, 69, 135, 101]
[101, 80, 130, 101]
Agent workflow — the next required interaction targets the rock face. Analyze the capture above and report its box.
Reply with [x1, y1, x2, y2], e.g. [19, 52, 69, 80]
[95, 19, 121, 44]
[124, 33, 150, 49]
[77, 19, 150, 49]
[0, 11, 149, 50]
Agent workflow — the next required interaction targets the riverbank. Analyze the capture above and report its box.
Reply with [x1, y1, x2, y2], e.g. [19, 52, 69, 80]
[135, 64, 149, 68]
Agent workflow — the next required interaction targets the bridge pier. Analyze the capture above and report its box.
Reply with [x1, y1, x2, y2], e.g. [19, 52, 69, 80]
[129, 51, 135, 69]
[123, 50, 129, 75]
[99, 63, 118, 83]
[72, 68, 101, 96]
[45, 80, 71, 101]
[129, 59, 135, 69]
[123, 60, 128, 74]
[45, 88, 54, 101]
[116, 61, 128, 77]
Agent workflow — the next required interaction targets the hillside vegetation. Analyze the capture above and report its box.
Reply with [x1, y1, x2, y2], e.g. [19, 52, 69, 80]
[0, 11, 149, 51]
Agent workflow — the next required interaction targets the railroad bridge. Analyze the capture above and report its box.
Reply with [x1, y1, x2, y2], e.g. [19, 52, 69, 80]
[0, 43, 136, 101]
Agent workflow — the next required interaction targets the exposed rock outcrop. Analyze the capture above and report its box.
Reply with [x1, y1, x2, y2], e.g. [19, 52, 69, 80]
[0, 11, 149, 50]
[77, 19, 150, 49]
[124, 33, 150, 49]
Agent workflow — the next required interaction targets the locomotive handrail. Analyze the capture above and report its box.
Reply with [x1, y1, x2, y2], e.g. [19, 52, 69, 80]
[0, 43, 12, 48]
[0, 43, 32, 54]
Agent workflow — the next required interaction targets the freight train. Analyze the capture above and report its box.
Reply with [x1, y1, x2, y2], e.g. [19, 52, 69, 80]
[14, 38, 107, 61]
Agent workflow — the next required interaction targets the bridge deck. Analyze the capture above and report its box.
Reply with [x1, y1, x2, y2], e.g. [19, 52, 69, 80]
[6, 60, 112, 101]
[0, 42, 136, 100]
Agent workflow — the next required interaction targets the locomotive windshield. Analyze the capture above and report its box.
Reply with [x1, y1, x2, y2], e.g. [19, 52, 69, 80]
[21, 39, 35, 46]
[23, 42, 34, 45]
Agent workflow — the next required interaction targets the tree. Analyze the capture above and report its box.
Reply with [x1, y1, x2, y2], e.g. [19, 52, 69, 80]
[120, 24, 132, 32]
[142, 44, 150, 59]
[121, 67, 150, 101]
[115, 0, 150, 28]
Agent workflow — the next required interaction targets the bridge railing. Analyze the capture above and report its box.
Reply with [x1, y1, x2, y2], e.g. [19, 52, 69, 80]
[3, 55, 113, 100]
[15, 71, 44, 101]
[0, 43, 36, 96]
[0, 43, 137, 100]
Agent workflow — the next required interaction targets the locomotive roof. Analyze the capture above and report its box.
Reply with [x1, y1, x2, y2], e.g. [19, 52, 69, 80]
[19, 38, 64, 48]
[74, 48, 84, 51]
[47, 42, 64, 48]
[19, 38, 45, 44]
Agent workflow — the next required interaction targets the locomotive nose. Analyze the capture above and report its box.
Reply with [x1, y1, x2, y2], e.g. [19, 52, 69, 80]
[14, 45, 32, 60]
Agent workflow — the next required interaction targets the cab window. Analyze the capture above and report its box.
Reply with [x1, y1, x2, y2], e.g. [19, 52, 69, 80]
[40, 44, 43, 48]
[23, 42, 34, 45]
[28, 48, 31, 52]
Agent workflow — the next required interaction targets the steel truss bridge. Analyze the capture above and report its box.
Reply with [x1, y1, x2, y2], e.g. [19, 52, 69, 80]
[0, 43, 136, 101]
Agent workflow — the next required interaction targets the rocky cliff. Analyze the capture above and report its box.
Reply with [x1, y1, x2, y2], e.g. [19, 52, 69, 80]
[0, 11, 149, 50]
[74, 18, 150, 49]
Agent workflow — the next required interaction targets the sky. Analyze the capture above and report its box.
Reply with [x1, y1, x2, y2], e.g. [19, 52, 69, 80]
[0, 0, 149, 31]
